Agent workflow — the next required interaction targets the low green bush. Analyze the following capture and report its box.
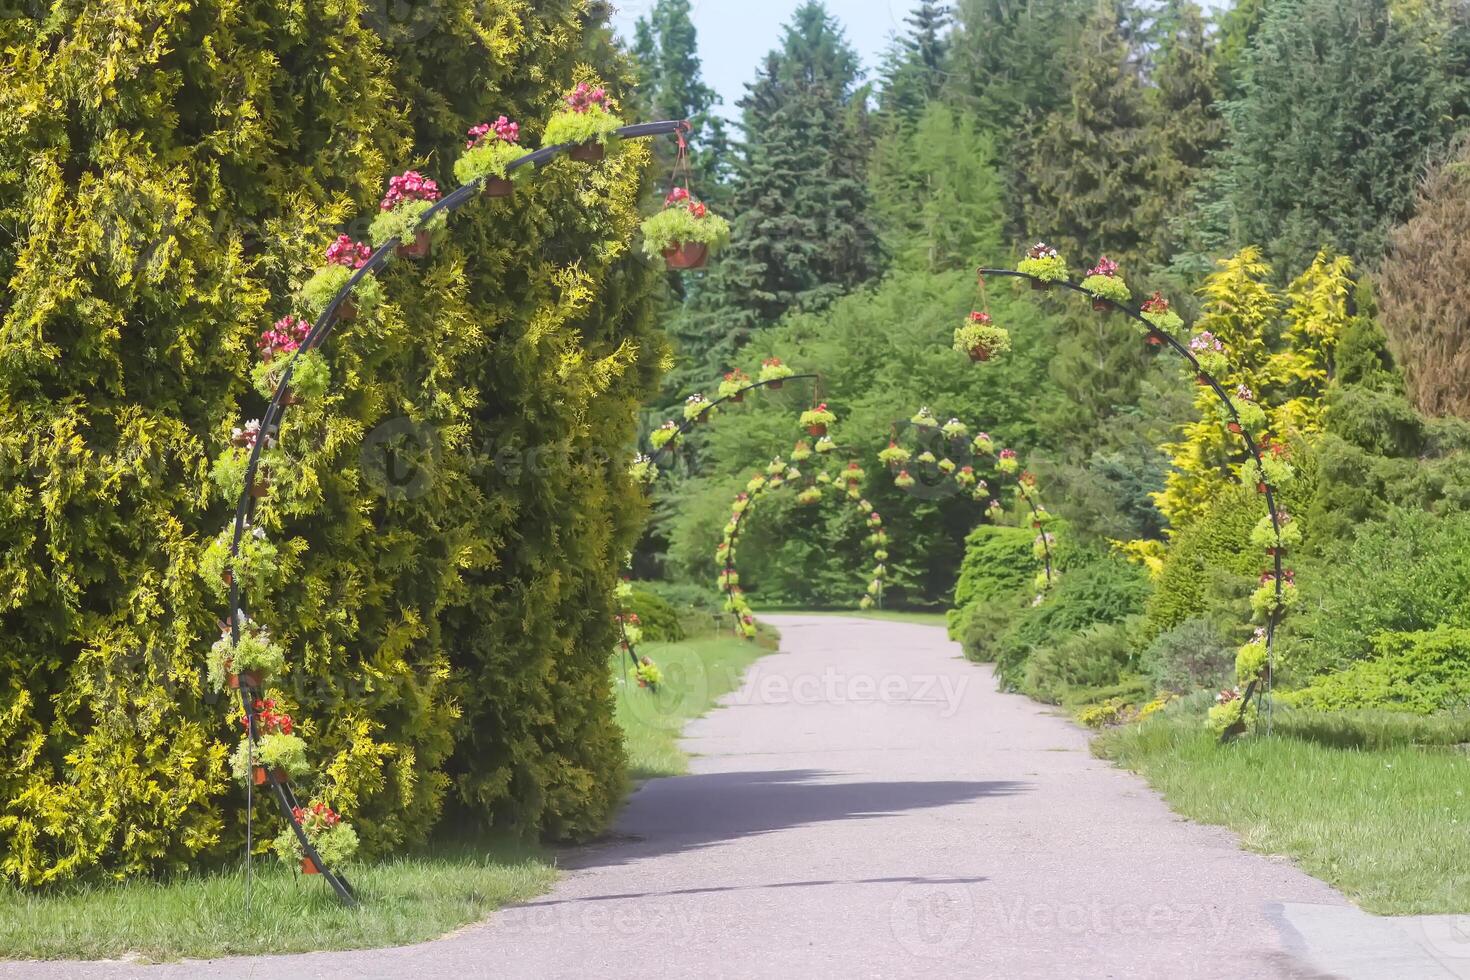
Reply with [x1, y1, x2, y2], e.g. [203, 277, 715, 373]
[947, 524, 1034, 638]
[1279, 509, 1470, 681]
[1020, 617, 1142, 704]
[957, 595, 1027, 663]
[625, 589, 685, 643]
[1142, 617, 1235, 694]
[1283, 625, 1470, 714]
[994, 553, 1151, 688]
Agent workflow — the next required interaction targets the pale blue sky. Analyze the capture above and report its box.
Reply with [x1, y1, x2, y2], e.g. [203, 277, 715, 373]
[612, 0, 923, 118]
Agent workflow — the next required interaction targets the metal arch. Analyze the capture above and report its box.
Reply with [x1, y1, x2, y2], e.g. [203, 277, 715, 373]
[227, 119, 693, 906]
[718, 453, 885, 621]
[616, 373, 822, 664]
[978, 268, 1287, 734]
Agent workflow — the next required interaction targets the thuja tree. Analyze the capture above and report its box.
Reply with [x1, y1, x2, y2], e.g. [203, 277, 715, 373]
[0, 1, 660, 885]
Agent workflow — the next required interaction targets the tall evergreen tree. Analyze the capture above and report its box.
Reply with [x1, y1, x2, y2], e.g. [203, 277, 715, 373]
[1016, 0, 1160, 265]
[1148, 0, 1224, 261]
[1214, 0, 1452, 272]
[676, 1, 880, 373]
[631, 0, 728, 194]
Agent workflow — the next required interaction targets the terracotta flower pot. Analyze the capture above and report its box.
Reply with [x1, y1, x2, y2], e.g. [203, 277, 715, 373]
[301, 856, 320, 875]
[1196, 374, 1210, 386]
[1257, 482, 1268, 494]
[767, 380, 783, 390]
[1145, 334, 1164, 347]
[228, 671, 240, 690]
[250, 478, 270, 498]
[1030, 278, 1050, 291]
[282, 391, 303, 406]
[1227, 422, 1242, 434]
[729, 392, 744, 404]
[337, 297, 357, 323]
[240, 668, 264, 690]
[1092, 298, 1109, 312]
[569, 142, 605, 163]
[806, 424, 827, 437]
[251, 765, 287, 787]
[968, 347, 991, 363]
[222, 569, 233, 588]
[397, 230, 432, 260]
[483, 176, 514, 198]
[663, 241, 709, 270]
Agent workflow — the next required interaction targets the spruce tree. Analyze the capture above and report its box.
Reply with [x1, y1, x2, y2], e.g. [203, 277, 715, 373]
[1217, 0, 1451, 272]
[1148, 0, 1224, 260]
[1016, 0, 1160, 265]
[676, 1, 880, 374]
[631, 0, 728, 195]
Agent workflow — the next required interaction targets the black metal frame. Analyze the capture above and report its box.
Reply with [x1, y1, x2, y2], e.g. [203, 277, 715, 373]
[718, 459, 884, 624]
[227, 120, 691, 906]
[616, 373, 822, 661]
[977, 268, 1285, 732]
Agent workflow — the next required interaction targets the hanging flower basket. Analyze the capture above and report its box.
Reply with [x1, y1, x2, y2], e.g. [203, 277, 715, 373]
[1081, 256, 1130, 311]
[758, 357, 793, 388]
[199, 523, 280, 601]
[719, 369, 751, 402]
[996, 449, 1019, 475]
[1017, 242, 1067, 287]
[941, 417, 969, 440]
[842, 461, 865, 487]
[1249, 509, 1303, 552]
[953, 311, 1011, 362]
[800, 403, 836, 437]
[937, 458, 956, 475]
[300, 237, 381, 320]
[650, 420, 681, 450]
[274, 802, 359, 874]
[230, 726, 310, 787]
[369, 171, 447, 260]
[910, 407, 938, 429]
[641, 188, 730, 270]
[635, 656, 663, 688]
[893, 469, 916, 489]
[683, 393, 714, 422]
[454, 117, 525, 198]
[207, 617, 286, 693]
[984, 499, 1005, 522]
[1189, 331, 1229, 377]
[543, 83, 623, 161]
[1140, 292, 1184, 335]
[878, 441, 910, 469]
[629, 453, 658, 484]
[972, 432, 994, 456]
[916, 450, 937, 466]
[791, 439, 813, 462]
[814, 435, 836, 454]
[954, 466, 977, 489]
[797, 486, 823, 506]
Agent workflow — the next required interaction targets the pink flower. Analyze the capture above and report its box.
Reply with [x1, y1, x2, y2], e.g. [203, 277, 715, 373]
[969, 311, 991, 323]
[325, 234, 372, 269]
[1236, 383, 1254, 401]
[1189, 331, 1224, 354]
[565, 83, 610, 113]
[1141, 291, 1170, 314]
[259, 315, 311, 360]
[689, 201, 707, 218]
[380, 170, 441, 212]
[1087, 255, 1119, 278]
[467, 117, 521, 149]
[665, 187, 690, 205]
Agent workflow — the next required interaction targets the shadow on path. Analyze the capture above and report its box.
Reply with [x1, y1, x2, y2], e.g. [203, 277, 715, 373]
[517, 875, 990, 908]
[568, 769, 1028, 869]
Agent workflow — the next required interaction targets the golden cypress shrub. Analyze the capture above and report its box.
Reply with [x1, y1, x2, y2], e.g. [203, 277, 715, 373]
[0, 1, 663, 884]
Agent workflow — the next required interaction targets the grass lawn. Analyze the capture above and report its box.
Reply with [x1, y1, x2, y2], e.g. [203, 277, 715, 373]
[755, 607, 949, 627]
[2, 632, 776, 963]
[613, 632, 776, 779]
[0, 835, 555, 962]
[1095, 710, 1470, 914]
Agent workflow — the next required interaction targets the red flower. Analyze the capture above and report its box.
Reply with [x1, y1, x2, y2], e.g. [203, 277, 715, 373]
[688, 201, 707, 218]
[325, 234, 372, 269]
[969, 310, 991, 323]
[665, 187, 690, 205]
[1140, 291, 1170, 314]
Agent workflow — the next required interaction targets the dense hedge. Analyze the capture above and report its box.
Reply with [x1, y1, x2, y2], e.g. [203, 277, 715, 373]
[0, 1, 661, 884]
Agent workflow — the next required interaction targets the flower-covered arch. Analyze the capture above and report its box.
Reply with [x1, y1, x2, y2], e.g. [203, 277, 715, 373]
[878, 408, 1056, 598]
[964, 247, 1297, 737]
[717, 453, 888, 633]
[219, 104, 693, 905]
